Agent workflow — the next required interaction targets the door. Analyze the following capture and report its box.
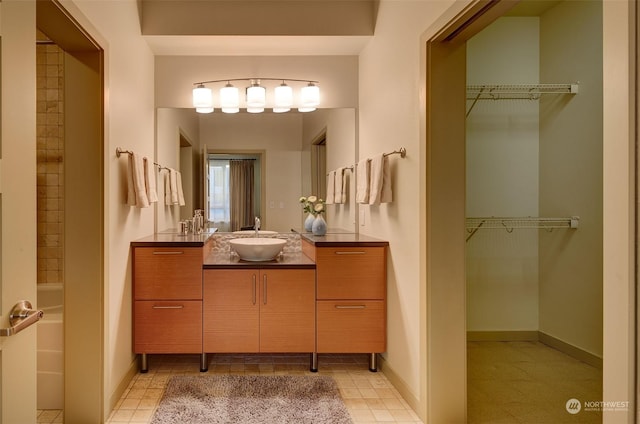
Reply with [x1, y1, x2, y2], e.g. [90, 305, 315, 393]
[0, 1, 39, 423]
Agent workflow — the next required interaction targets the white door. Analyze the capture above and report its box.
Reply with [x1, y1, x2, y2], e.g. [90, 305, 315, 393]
[0, 1, 39, 423]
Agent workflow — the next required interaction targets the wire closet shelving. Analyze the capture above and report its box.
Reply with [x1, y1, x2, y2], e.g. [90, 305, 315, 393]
[466, 83, 579, 116]
[465, 216, 580, 242]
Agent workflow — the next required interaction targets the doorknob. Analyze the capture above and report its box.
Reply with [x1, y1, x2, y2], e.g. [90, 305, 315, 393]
[0, 300, 44, 337]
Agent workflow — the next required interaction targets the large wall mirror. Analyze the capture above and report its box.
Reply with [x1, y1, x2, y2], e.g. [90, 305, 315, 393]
[155, 108, 357, 234]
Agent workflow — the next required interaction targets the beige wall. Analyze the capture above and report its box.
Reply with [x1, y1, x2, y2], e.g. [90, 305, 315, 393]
[156, 108, 200, 231]
[302, 108, 357, 231]
[358, 0, 452, 412]
[539, 0, 603, 358]
[69, 0, 157, 417]
[154, 55, 358, 109]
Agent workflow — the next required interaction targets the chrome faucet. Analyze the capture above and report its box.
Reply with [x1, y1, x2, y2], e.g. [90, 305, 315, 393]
[254, 216, 261, 237]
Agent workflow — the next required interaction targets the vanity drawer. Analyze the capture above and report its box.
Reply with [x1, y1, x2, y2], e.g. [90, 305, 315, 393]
[316, 246, 386, 300]
[134, 247, 203, 300]
[316, 300, 386, 353]
[134, 300, 202, 353]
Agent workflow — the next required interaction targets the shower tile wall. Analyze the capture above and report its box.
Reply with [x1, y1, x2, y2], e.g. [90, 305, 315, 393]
[36, 42, 64, 286]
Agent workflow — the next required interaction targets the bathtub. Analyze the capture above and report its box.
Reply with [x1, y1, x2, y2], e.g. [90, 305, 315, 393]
[37, 283, 63, 410]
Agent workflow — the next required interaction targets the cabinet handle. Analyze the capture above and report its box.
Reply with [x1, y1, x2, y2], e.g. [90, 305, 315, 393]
[152, 251, 184, 255]
[335, 305, 366, 309]
[263, 274, 267, 305]
[335, 251, 366, 255]
[252, 274, 257, 305]
[152, 305, 184, 309]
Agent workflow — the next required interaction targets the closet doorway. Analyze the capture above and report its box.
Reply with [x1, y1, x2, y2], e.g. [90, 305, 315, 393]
[464, 1, 603, 423]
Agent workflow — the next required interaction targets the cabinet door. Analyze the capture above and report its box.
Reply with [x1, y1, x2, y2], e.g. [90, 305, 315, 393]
[317, 300, 386, 353]
[203, 269, 259, 352]
[259, 269, 316, 352]
[134, 300, 202, 353]
[134, 247, 203, 300]
[316, 247, 386, 299]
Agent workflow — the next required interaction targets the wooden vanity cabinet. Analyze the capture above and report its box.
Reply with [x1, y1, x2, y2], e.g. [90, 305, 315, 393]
[203, 268, 316, 353]
[133, 246, 204, 365]
[303, 239, 387, 368]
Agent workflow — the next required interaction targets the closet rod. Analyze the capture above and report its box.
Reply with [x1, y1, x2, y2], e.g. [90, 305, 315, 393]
[115, 147, 171, 171]
[466, 83, 578, 116]
[465, 216, 580, 242]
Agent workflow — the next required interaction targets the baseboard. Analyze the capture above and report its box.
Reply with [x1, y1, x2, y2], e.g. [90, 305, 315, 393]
[466, 330, 603, 369]
[377, 354, 424, 422]
[108, 356, 139, 419]
[538, 331, 602, 369]
[466, 330, 539, 342]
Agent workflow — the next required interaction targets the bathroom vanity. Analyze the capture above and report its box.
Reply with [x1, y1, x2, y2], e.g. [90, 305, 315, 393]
[131, 230, 388, 373]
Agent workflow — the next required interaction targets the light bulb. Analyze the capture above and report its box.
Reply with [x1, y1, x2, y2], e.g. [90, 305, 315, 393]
[300, 83, 320, 108]
[274, 82, 293, 113]
[246, 81, 266, 109]
[220, 83, 239, 113]
[192, 84, 213, 110]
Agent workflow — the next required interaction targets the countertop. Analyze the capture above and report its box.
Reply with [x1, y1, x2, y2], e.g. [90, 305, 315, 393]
[130, 230, 217, 247]
[298, 232, 389, 247]
[203, 252, 315, 269]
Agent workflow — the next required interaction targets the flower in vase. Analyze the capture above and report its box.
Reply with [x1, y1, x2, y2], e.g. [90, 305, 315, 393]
[300, 195, 325, 217]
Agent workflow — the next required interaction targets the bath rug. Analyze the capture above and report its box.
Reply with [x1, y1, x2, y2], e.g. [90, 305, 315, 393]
[150, 374, 353, 424]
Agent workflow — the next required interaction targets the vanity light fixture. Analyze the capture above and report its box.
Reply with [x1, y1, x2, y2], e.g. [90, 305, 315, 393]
[191, 78, 320, 114]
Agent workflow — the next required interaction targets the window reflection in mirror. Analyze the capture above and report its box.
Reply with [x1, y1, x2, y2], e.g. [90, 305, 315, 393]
[208, 154, 261, 232]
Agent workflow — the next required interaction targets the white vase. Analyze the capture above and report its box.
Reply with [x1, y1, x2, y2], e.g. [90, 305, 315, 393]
[312, 215, 327, 236]
[304, 213, 315, 232]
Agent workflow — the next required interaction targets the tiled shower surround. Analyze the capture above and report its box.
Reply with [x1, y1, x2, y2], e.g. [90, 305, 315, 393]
[36, 40, 64, 286]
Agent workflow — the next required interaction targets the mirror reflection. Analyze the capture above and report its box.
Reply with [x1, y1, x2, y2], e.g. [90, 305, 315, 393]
[155, 108, 356, 234]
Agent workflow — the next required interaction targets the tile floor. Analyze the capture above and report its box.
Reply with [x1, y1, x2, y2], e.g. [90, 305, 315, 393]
[38, 342, 604, 424]
[468, 341, 603, 424]
[100, 353, 423, 424]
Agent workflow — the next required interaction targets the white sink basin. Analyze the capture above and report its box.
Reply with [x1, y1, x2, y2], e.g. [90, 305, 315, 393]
[232, 230, 278, 235]
[229, 237, 287, 261]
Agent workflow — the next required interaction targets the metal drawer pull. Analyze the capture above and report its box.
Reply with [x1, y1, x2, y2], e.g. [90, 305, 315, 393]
[335, 251, 366, 255]
[152, 251, 184, 255]
[152, 305, 184, 309]
[335, 305, 366, 309]
[0, 301, 44, 337]
[252, 274, 257, 305]
[263, 274, 268, 305]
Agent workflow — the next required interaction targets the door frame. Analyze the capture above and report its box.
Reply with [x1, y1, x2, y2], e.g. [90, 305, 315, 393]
[36, 0, 105, 421]
[421, 0, 637, 422]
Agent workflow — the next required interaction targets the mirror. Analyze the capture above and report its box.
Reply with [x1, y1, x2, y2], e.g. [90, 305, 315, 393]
[155, 108, 357, 234]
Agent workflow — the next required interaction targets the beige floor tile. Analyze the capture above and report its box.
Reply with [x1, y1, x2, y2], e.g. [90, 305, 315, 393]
[102, 353, 424, 424]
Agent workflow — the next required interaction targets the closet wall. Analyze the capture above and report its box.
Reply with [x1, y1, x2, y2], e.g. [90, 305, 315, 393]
[466, 1, 602, 360]
[538, 0, 602, 359]
[466, 17, 540, 333]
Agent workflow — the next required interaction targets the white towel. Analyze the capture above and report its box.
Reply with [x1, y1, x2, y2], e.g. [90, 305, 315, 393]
[164, 171, 171, 205]
[368, 154, 392, 204]
[127, 153, 149, 208]
[176, 171, 186, 206]
[356, 158, 370, 204]
[334, 167, 345, 204]
[143, 157, 158, 203]
[325, 170, 335, 205]
[169, 168, 179, 205]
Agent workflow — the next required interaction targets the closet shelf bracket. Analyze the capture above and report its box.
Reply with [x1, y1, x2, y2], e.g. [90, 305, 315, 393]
[465, 216, 579, 242]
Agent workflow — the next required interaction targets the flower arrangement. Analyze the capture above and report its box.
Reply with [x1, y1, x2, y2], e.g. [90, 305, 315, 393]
[299, 195, 325, 216]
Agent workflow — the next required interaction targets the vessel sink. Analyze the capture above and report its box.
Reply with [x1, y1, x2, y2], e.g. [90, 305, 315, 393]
[232, 230, 278, 235]
[229, 237, 286, 261]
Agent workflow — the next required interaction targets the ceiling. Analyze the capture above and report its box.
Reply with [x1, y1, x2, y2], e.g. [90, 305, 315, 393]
[140, 0, 377, 56]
